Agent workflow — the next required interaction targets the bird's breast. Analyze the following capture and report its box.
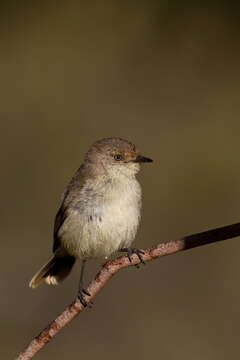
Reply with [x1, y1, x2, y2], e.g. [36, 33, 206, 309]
[59, 178, 142, 259]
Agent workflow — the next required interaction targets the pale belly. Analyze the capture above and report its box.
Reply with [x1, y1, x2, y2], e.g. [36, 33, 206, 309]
[59, 180, 142, 259]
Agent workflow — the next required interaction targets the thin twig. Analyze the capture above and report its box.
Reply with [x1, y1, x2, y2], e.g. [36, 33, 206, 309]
[16, 222, 240, 360]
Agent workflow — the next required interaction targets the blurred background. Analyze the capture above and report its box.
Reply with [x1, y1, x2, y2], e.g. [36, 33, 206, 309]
[1, 1, 240, 359]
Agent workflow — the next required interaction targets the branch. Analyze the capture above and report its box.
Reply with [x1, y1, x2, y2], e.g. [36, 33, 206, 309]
[16, 222, 240, 360]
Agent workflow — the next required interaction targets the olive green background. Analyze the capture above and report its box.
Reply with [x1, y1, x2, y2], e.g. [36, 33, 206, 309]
[1, 1, 240, 359]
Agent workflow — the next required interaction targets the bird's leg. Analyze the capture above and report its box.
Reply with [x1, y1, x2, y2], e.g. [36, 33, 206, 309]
[78, 260, 91, 307]
[120, 248, 145, 267]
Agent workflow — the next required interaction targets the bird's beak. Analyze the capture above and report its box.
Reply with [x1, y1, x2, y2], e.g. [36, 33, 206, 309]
[135, 154, 153, 163]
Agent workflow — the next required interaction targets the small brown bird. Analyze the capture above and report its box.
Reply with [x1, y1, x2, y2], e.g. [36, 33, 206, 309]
[29, 137, 152, 306]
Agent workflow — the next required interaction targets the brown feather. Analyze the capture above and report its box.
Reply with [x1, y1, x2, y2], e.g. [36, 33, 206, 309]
[29, 254, 76, 288]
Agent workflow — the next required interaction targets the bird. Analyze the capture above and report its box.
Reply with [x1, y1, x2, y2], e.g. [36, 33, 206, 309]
[29, 137, 153, 306]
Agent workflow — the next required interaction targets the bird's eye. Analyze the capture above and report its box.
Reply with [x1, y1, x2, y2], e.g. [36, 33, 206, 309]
[114, 154, 123, 161]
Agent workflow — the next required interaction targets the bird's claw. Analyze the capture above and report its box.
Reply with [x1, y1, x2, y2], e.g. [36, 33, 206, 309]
[78, 288, 91, 307]
[121, 248, 145, 266]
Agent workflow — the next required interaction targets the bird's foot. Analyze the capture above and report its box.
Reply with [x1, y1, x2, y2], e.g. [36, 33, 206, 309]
[77, 287, 91, 307]
[120, 248, 145, 267]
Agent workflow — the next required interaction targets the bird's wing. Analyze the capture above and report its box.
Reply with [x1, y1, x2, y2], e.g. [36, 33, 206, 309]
[53, 203, 69, 252]
[53, 164, 86, 253]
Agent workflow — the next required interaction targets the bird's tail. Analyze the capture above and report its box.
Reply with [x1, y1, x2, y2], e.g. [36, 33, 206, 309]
[29, 253, 76, 288]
